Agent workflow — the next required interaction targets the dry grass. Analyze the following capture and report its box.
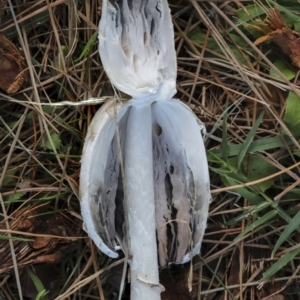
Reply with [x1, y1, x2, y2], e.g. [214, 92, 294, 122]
[1, 0, 300, 299]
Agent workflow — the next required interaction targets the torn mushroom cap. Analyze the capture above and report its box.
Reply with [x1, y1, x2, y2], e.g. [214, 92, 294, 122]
[80, 98, 211, 267]
[99, 0, 177, 100]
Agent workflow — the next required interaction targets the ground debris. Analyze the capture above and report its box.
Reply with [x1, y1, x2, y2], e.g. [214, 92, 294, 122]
[222, 242, 286, 300]
[160, 265, 197, 300]
[254, 8, 300, 68]
[0, 203, 78, 273]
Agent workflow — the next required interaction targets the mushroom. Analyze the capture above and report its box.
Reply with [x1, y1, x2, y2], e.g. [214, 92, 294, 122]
[80, 1, 211, 299]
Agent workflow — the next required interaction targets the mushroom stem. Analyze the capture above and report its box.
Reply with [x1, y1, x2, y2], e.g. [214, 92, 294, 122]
[125, 102, 163, 299]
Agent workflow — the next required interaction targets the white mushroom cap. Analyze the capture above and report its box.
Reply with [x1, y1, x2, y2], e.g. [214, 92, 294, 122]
[80, 98, 211, 267]
[99, 0, 177, 100]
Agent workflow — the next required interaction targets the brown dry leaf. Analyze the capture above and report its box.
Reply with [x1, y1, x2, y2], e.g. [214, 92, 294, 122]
[0, 33, 28, 93]
[254, 8, 300, 68]
[0, 204, 78, 273]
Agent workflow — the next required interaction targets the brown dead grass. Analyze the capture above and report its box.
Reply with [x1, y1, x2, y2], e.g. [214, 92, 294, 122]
[1, 0, 300, 299]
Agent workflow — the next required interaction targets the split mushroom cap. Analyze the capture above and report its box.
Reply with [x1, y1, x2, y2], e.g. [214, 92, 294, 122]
[80, 98, 211, 267]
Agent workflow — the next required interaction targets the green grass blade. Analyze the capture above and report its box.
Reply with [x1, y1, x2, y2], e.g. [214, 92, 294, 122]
[271, 210, 300, 257]
[0, 235, 33, 242]
[226, 201, 271, 226]
[26, 267, 49, 300]
[234, 210, 277, 242]
[236, 111, 265, 170]
[233, 187, 265, 205]
[221, 100, 229, 162]
[211, 135, 292, 158]
[221, 174, 266, 205]
[207, 150, 229, 167]
[261, 247, 300, 283]
[260, 194, 300, 234]
[75, 31, 98, 62]
[236, 4, 265, 23]
[267, 0, 300, 22]
[36, 290, 49, 300]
